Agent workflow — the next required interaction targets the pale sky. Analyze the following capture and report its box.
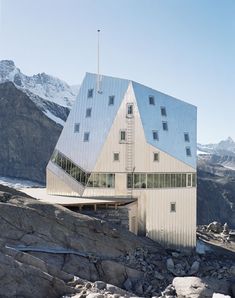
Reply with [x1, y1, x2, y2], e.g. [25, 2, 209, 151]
[0, 0, 234, 144]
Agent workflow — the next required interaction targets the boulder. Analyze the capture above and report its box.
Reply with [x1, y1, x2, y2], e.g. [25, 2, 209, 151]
[173, 277, 231, 298]
[166, 258, 175, 273]
[207, 221, 223, 233]
[189, 261, 200, 275]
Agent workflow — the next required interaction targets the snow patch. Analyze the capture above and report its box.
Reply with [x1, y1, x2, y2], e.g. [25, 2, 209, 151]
[0, 176, 43, 189]
[44, 110, 65, 126]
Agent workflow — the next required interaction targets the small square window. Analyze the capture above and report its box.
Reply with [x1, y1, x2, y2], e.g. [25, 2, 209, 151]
[127, 104, 133, 117]
[170, 202, 176, 212]
[153, 152, 159, 162]
[113, 152, 119, 161]
[86, 108, 92, 118]
[152, 130, 159, 140]
[184, 133, 190, 142]
[186, 147, 191, 156]
[109, 95, 115, 105]
[162, 121, 168, 131]
[74, 123, 80, 133]
[87, 89, 93, 98]
[120, 130, 126, 142]
[149, 96, 155, 105]
[161, 106, 167, 116]
[84, 132, 90, 142]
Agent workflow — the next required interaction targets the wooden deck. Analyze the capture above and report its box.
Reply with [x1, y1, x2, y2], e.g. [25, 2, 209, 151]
[19, 187, 136, 210]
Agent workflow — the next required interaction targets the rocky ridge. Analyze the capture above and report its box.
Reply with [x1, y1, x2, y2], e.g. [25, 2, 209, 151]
[0, 185, 234, 298]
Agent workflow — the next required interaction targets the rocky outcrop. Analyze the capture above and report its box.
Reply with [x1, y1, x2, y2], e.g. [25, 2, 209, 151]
[172, 277, 231, 298]
[0, 82, 62, 183]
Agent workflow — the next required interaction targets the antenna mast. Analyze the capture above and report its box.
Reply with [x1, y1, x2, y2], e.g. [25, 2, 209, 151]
[97, 29, 101, 93]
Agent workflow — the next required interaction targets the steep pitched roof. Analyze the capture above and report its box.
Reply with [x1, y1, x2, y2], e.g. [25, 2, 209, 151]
[55, 73, 130, 171]
[132, 81, 197, 168]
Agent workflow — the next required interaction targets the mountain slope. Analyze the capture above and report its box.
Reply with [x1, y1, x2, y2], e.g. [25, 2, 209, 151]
[0, 82, 62, 183]
[197, 137, 235, 227]
[0, 60, 79, 107]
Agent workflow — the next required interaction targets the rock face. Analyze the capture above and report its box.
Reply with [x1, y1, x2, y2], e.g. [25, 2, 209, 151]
[0, 82, 62, 183]
[172, 277, 231, 298]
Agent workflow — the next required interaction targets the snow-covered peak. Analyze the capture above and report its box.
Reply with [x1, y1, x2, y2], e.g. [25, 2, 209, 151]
[197, 137, 235, 156]
[0, 60, 79, 107]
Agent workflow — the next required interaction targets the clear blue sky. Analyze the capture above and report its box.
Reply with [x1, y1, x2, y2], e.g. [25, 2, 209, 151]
[0, 0, 234, 144]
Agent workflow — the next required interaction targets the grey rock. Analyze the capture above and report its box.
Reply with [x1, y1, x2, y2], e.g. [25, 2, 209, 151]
[123, 278, 132, 291]
[166, 258, 175, 273]
[154, 271, 164, 280]
[93, 281, 106, 290]
[173, 277, 231, 298]
[189, 261, 200, 275]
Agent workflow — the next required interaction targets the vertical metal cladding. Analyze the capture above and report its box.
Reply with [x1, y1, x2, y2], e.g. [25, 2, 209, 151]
[46, 72, 197, 250]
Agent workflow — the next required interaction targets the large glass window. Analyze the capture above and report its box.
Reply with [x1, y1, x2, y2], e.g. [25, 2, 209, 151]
[127, 172, 197, 189]
[51, 150, 115, 188]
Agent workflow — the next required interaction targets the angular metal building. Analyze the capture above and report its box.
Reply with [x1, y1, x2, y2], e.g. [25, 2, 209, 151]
[47, 73, 197, 249]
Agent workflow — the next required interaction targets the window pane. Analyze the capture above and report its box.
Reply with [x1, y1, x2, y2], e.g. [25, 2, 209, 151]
[165, 174, 171, 188]
[186, 147, 191, 156]
[86, 108, 92, 117]
[109, 95, 115, 105]
[149, 96, 155, 105]
[87, 89, 93, 98]
[182, 174, 186, 187]
[170, 202, 176, 212]
[147, 174, 154, 188]
[120, 130, 126, 141]
[184, 133, 190, 142]
[154, 174, 160, 188]
[171, 174, 176, 188]
[162, 121, 168, 131]
[107, 174, 115, 188]
[134, 174, 141, 188]
[140, 174, 146, 188]
[74, 123, 80, 133]
[127, 104, 133, 115]
[152, 130, 159, 140]
[160, 174, 165, 188]
[127, 174, 133, 189]
[153, 152, 159, 161]
[99, 174, 106, 187]
[176, 174, 181, 187]
[93, 174, 99, 187]
[87, 174, 93, 187]
[161, 107, 167, 116]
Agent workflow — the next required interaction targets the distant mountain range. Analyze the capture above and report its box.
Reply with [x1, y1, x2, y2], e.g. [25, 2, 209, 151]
[197, 137, 235, 227]
[0, 60, 80, 125]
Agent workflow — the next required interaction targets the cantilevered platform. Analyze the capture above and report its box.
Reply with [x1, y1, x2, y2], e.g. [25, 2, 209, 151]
[20, 188, 136, 209]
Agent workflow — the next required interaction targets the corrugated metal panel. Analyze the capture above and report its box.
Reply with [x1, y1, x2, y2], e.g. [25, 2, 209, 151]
[47, 161, 84, 195]
[138, 188, 196, 249]
[54, 73, 130, 172]
[132, 81, 197, 169]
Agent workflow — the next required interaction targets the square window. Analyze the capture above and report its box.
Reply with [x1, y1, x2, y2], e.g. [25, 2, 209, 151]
[86, 108, 92, 117]
[152, 130, 159, 140]
[108, 95, 115, 105]
[74, 123, 80, 133]
[184, 133, 190, 142]
[149, 96, 155, 105]
[113, 152, 119, 161]
[186, 147, 191, 156]
[87, 89, 93, 98]
[83, 132, 90, 142]
[153, 152, 159, 162]
[120, 130, 126, 142]
[162, 121, 168, 131]
[127, 104, 133, 116]
[170, 202, 176, 212]
[161, 106, 167, 116]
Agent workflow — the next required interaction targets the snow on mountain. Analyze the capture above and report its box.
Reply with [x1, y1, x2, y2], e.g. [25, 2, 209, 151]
[197, 137, 235, 155]
[0, 60, 79, 108]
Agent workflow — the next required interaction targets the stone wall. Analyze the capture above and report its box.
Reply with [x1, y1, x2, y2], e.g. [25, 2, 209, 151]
[80, 206, 129, 230]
